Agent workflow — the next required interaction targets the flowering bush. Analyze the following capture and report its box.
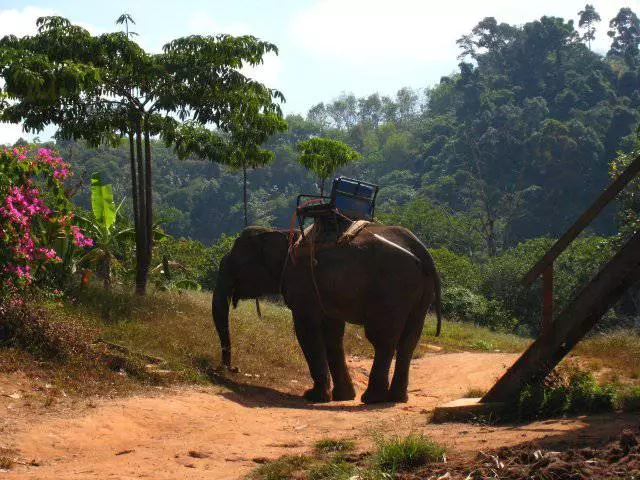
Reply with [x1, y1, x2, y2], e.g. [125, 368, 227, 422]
[0, 146, 92, 296]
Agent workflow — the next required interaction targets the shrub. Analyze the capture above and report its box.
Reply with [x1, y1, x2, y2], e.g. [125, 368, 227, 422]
[482, 237, 614, 335]
[516, 370, 617, 419]
[0, 146, 92, 297]
[441, 286, 515, 332]
[429, 247, 482, 290]
[441, 285, 487, 322]
[373, 434, 445, 473]
[199, 233, 237, 290]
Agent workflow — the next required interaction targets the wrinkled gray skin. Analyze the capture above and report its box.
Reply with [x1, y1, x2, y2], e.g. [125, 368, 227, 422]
[212, 225, 442, 404]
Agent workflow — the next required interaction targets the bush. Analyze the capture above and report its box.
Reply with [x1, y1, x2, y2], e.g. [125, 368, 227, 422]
[441, 285, 487, 322]
[516, 370, 617, 419]
[482, 237, 614, 335]
[199, 233, 237, 290]
[373, 434, 445, 473]
[429, 247, 482, 290]
[441, 286, 515, 332]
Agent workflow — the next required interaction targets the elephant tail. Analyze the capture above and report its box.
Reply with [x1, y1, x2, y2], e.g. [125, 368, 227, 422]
[434, 272, 442, 337]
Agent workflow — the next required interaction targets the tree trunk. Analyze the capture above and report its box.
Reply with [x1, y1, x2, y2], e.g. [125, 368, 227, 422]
[320, 177, 325, 196]
[134, 124, 148, 295]
[243, 164, 248, 227]
[144, 126, 153, 260]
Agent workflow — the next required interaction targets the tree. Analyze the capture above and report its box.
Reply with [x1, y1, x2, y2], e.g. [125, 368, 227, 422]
[115, 13, 137, 37]
[578, 4, 601, 50]
[608, 7, 640, 66]
[296, 137, 360, 195]
[0, 15, 285, 294]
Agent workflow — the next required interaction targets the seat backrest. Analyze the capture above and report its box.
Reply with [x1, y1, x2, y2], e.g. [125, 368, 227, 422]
[330, 177, 378, 221]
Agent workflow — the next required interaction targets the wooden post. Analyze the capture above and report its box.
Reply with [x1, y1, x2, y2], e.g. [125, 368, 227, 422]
[483, 229, 640, 403]
[541, 265, 553, 336]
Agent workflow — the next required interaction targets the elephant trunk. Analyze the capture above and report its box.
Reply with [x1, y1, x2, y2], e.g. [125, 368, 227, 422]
[434, 272, 442, 337]
[212, 255, 232, 367]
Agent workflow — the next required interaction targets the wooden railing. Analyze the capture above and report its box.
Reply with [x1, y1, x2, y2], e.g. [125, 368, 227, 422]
[521, 153, 640, 335]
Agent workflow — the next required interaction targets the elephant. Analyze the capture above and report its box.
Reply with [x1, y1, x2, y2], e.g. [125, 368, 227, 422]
[212, 223, 442, 404]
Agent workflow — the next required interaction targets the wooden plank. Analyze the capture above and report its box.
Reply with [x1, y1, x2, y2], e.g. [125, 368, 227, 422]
[540, 266, 554, 336]
[483, 229, 640, 403]
[522, 153, 640, 288]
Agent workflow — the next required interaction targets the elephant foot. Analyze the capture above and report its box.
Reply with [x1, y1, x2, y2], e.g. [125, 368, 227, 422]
[332, 384, 356, 401]
[387, 389, 409, 403]
[303, 386, 331, 403]
[361, 387, 389, 404]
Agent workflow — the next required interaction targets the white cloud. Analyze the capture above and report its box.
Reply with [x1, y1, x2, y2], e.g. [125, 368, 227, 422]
[0, 123, 28, 146]
[290, 0, 627, 66]
[0, 5, 57, 37]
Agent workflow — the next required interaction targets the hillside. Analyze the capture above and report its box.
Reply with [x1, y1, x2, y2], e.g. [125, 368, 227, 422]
[45, 12, 640, 255]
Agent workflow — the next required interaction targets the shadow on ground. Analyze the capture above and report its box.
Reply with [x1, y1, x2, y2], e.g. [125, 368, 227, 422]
[209, 370, 392, 412]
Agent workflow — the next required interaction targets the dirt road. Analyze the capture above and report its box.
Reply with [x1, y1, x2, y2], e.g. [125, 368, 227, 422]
[3, 352, 636, 479]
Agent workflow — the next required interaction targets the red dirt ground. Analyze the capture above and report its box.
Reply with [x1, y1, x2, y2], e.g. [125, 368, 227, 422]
[1, 352, 637, 479]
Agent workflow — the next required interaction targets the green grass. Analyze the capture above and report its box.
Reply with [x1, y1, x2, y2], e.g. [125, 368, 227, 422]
[307, 460, 357, 480]
[372, 434, 445, 474]
[314, 438, 355, 454]
[247, 455, 311, 480]
[419, 316, 531, 354]
[249, 434, 445, 480]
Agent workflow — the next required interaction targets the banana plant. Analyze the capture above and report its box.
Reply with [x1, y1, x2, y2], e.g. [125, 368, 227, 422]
[77, 173, 137, 289]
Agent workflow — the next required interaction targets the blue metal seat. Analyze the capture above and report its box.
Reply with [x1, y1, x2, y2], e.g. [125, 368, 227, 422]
[296, 177, 379, 225]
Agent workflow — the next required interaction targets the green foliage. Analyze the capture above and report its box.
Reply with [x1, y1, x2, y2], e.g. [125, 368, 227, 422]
[379, 198, 483, 256]
[441, 286, 487, 323]
[373, 434, 445, 473]
[296, 137, 360, 194]
[481, 237, 614, 334]
[429, 247, 481, 290]
[200, 234, 238, 290]
[90, 173, 116, 231]
[517, 370, 617, 420]
[314, 439, 355, 454]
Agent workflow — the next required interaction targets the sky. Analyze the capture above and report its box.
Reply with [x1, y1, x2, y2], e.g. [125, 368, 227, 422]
[0, 0, 636, 144]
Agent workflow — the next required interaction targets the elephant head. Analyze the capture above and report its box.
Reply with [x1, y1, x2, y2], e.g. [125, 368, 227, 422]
[212, 227, 290, 367]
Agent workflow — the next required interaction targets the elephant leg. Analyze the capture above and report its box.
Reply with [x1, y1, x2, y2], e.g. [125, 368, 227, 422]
[323, 318, 356, 401]
[293, 313, 331, 403]
[389, 308, 426, 403]
[361, 325, 397, 404]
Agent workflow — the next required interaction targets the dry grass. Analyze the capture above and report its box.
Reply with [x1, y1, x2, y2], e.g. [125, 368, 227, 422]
[5, 287, 638, 401]
[49, 288, 310, 388]
[573, 330, 640, 383]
